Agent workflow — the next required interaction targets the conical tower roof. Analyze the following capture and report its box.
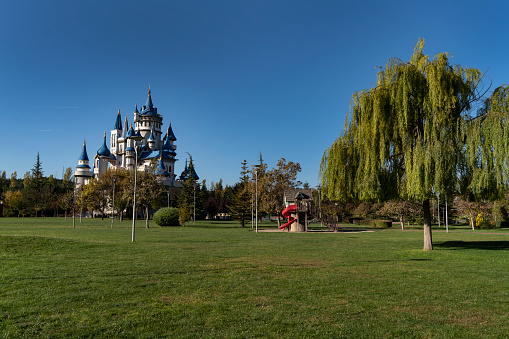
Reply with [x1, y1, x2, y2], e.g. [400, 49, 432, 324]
[97, 132, 111, 158]
[114, 109, 122, 130]
[78, 139, 89, 161]
[166, 123, 177, 141]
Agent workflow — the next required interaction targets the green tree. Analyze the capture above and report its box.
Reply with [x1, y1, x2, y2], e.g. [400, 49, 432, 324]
[9, 172, 17, 190]
[320, 39, 486, 250]
[261, 158, 301, 227]
[135, 169, 166, 228]
[2, 190, 24, 217]
[176, 178, 198, 224]
[229, 160, 252, 227]
[23, 153, 51, 216]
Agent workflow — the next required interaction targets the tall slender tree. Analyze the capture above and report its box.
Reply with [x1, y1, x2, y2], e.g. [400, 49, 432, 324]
[230, 160, 252, 227]
[320, 39, 487, 250]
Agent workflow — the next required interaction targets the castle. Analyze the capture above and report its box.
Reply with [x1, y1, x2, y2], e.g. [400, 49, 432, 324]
[74, 88, 198, 199]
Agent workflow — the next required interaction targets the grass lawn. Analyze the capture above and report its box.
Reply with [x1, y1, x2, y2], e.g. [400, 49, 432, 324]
[1, 217, 509, 338]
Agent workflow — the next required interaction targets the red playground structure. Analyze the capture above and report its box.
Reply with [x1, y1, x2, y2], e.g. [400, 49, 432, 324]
[280, 204, 297, 229]
[279, 189, 338, 232]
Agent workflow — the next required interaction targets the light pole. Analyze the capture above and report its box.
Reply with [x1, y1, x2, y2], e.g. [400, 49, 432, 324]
[111, 175, 116, 228]
[127, 129, 144, 242]
[80, 186, 83, 223]
[73, 177, 76, 228]
[254, 164, 260, 233]
[193, 182, 196, 225]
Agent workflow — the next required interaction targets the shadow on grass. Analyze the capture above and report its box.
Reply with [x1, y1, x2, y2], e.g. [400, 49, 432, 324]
[435, 240, 509, 250]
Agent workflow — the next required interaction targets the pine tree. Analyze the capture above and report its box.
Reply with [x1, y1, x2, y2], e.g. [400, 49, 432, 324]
[230, 160, 252, 227]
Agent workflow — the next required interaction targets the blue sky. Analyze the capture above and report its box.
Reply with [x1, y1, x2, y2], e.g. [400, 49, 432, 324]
[1, 0, 509, 187]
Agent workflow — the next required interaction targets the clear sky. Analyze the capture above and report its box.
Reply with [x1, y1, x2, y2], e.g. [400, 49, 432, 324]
[1, 0, 509, 187]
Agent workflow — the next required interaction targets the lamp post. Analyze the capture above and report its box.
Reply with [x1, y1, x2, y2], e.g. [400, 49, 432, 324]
[193, 182, 196, 225]
[254, 165, 260, 233]
[111, 175, 117, 228]
[73, 177, 76, 228]
[127, 130, 144, 242]
[80, 186, 83, 223]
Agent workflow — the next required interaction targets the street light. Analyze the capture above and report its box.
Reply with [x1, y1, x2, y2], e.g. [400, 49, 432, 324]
[73, 177, 76, 228]
[127, 128, 144, 242]
[111, 175, 117, 228]
[254, 164, 260, 233]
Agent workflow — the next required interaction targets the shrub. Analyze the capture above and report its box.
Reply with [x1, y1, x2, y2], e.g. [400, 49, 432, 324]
[497, 221, 509, 228]
[477, 220, 496, 229]
[370, 220, 393, 228]
[153, 207, 180, 226]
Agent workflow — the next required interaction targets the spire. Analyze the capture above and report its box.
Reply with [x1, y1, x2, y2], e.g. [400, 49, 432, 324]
[78, 139, 89, 161]
[97, 132, 111, 158]
[126, 123, 135, 138]
[145, 87, 153, 110]
[134, 102, 139, 113]
[166, 123, 177, 141]
[155, 149, 170, 176]
[122, 113, 129, 138]
[114, 108, 122, 130]
[148, 126, 155, 142]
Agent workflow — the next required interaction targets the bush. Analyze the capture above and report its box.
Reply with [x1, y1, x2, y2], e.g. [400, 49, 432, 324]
[153, 207, 180, 226]
[477, 220, 496, 229]
[370, 220, 393, 228]
[497, 221, 509, 228]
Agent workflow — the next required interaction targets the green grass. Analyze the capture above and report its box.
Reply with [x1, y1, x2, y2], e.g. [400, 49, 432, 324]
[1, 217, 509, 338]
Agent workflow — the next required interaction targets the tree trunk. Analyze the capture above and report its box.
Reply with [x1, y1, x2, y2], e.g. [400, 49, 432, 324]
[399, 215, 405, 230]
[470, 213, 475, 230]
[423, 199, 433, 251]
[145, 206, 150, 228]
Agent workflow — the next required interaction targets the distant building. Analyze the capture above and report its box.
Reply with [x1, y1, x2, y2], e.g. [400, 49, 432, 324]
[74, 88, 198, 199]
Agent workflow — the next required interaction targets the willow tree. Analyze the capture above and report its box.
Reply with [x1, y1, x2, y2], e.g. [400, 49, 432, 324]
[467, 84, 509, 199]
[320, 39, 485, 250]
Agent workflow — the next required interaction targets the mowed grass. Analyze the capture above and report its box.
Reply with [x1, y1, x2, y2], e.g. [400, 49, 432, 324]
[1, 218, 509, 338]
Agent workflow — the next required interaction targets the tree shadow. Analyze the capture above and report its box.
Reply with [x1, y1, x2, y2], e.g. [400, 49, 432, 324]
[435, 241, 509, 251]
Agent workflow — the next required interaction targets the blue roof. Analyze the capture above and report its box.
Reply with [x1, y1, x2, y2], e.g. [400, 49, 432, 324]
[165, 124, 176, 141]
[126, 125, 135, 138]
[134, 103, 139, 113]
[97, 133, 111, 158]
[139, 149, 175, 160]
[148, 127, 155, 141]
[162, 136, 175, 152]
[179, 158, 199, 180]
[114, 109, 122, 130]
[78, 140, 89, 161]
[140, 88, 158, 116]
[76, 164, 90, 169]
[155, 158, 171, 176]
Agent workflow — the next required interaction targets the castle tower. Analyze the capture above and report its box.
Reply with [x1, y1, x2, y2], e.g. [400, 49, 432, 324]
[147, 126, 155, 150]
[74, 140, 94, 189]
[135, 87, 163, 149]
[94, 132, 113, 177]
[110, 109, 122, 166]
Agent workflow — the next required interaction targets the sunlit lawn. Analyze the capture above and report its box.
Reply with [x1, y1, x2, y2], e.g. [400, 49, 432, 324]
[1, 217, 509, 338]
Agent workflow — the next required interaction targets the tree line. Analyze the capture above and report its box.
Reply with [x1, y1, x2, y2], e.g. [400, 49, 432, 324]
[1, 153, 305, 227]
[1, 153, 75, 217]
